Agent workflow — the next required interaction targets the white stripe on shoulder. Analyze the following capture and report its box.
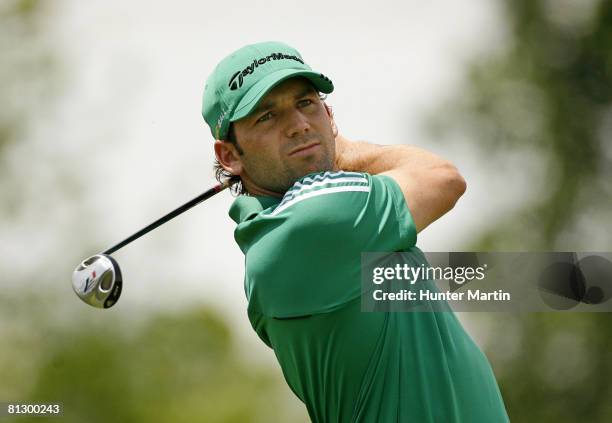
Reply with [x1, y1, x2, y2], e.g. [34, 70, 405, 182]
[296, 171, 364, 185]
[281, 171, 368, 202]
[269, 185, 370, 216]
[298, 171, 364, 184]
[290, 176, 367, 193]
[273, 171, 369, 211]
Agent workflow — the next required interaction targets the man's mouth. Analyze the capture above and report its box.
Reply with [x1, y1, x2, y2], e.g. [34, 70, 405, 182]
[288, 142, 320, 157]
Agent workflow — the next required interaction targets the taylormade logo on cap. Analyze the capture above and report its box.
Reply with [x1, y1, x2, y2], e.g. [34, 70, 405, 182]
[202, 41, 334, 140]
[228, 53, 305, 90]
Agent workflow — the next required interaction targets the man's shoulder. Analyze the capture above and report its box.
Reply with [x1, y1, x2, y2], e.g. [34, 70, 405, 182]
[232, 170, 414, 253]
[267, 170, 372, 217]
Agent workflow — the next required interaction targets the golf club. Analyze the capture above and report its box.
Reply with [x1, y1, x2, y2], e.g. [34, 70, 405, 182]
[72, 178, 236, 309]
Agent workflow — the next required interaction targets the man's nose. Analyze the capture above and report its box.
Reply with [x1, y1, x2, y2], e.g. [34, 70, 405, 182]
[284, 109, 310, 138]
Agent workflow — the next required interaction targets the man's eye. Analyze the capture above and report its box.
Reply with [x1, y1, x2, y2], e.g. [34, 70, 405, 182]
[298, 99, 313, 107]
[256, 112, 272, 123]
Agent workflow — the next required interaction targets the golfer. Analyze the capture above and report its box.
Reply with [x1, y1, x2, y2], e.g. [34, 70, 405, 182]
[202, 41, 509, 422]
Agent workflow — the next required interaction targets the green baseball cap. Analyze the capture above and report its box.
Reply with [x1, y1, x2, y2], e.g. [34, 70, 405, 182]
[202, 41, 334, 140]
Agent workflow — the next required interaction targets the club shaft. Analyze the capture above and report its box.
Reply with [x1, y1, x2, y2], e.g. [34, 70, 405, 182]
[103, 180, 232, 255]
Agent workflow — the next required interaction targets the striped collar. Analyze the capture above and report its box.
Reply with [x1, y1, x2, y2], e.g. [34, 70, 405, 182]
[229, 195, 280, 224]
[229, 171, 368, 223]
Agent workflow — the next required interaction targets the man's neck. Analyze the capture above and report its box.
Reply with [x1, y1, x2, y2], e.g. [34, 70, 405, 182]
[243, 180, 285, 198]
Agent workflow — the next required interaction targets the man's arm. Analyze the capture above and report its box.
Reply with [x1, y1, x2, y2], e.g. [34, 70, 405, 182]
[334, 134, 466, 233]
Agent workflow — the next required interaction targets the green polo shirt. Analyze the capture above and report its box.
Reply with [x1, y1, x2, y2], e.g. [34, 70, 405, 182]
[229, 171, 509, 423]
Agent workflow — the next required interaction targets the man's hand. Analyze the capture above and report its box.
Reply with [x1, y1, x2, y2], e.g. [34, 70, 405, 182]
[334, 133, 466, 233]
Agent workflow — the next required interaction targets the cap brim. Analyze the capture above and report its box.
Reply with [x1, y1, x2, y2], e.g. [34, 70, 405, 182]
[230, 69, 334, 122]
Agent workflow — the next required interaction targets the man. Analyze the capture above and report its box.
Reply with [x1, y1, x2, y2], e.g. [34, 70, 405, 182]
[202, 41, 509, 422]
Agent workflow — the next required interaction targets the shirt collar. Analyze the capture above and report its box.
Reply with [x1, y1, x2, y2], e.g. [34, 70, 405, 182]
[229, 195, 281, 224]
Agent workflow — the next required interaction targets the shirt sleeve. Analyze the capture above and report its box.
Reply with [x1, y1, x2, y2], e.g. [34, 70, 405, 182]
[242, 171, 417, 318]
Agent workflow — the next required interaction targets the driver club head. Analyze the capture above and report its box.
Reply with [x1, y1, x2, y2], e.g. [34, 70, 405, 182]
[72, 254, 122, 309]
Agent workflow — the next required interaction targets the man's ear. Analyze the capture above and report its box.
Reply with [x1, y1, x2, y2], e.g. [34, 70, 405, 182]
[323, 102, 338, 138]
[331, 119, 338, 138]
[214, 140, 243, 176]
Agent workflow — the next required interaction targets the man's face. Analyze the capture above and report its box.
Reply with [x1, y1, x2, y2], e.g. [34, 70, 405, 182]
[225, 77, 336, 195]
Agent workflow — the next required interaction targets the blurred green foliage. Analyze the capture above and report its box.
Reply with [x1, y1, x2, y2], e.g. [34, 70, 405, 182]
[431, 1, 612, 422]
[0, 0, 61, 220]
[0, 0, 57, 156]
[0, 293, 307, 422]
[431, 0, 611, 251]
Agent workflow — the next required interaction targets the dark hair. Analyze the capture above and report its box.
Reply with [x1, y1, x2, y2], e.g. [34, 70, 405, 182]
[214, 124, 247, 195]
[213, 91, 330, 196]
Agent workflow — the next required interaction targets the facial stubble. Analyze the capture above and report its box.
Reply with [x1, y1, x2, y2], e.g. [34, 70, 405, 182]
[241, 131, 336, 194]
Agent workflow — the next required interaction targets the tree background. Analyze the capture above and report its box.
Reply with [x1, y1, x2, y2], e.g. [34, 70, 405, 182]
[428, 1, 612, 421]
[1, 0, 610, 421]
